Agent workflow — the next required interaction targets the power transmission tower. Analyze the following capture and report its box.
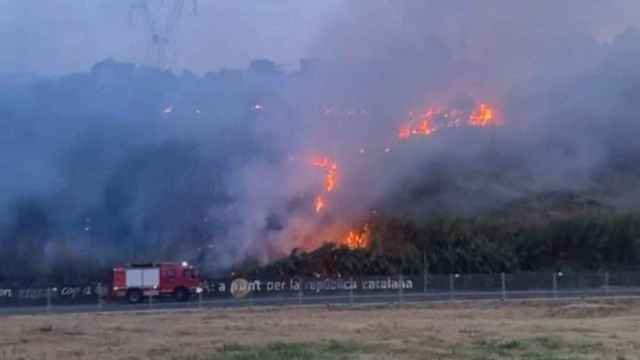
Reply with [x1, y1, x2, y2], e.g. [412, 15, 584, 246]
[129, 0, 197, 70]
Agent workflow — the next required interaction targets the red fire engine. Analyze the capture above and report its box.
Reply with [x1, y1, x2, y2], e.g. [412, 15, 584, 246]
[112, 262, 202, 303]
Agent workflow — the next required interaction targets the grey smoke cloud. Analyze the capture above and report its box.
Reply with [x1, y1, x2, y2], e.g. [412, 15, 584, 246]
[3, 1, 640, 279]
[276, 0, 640, 218]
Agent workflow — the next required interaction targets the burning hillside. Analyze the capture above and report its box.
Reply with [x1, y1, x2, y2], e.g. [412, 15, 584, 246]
[6, 2, 640, 284]
[298, 100, 502, 253]
[398, 103, 500, 140]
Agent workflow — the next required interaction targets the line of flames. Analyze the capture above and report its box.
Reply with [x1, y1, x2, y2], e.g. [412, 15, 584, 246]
[310, 102, 500, 250]
[311, 155, 338, 213]
[398, 103, 499, 140]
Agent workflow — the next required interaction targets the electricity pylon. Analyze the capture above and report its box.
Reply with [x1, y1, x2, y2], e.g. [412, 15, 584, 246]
[129, 0, 197, 70]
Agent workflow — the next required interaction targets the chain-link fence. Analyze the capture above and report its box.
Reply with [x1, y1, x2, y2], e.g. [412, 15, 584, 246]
[2, 271, 640, 314]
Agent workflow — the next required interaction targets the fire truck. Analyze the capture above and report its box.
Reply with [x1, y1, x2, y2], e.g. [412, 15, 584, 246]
[112, 262, 202, 303]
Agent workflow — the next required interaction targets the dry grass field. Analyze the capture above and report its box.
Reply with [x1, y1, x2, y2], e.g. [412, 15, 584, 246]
[2, 299, 640, 359]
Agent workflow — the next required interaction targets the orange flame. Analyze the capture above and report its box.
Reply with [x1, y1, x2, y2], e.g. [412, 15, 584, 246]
[417, 118, 437, 136]
[311, 155, 339, 212]
[312, 156, 330, 168]
[398, 126, 411, 139]
[398, 103, 500, 140]
[315, 195, 325, 213]
[342, 224, 370, 249]
[469, 103, 497, 127]
[326, 164, 337, 192]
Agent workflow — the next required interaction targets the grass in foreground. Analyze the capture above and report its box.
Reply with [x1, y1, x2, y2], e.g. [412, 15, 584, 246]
[459, 336, 612, 360]
[174, 340, 373, 360]
[174, 336, 620, 360]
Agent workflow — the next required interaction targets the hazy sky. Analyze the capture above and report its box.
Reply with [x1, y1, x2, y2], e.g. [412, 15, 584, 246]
[0, 0, 342, 74]
[1, 0, 640, 75]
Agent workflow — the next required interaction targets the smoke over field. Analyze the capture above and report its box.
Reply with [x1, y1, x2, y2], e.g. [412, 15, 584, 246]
[3, 1, 640, 281]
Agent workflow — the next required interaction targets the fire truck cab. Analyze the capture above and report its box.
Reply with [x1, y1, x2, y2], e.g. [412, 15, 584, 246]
[112, 262, 202, 304]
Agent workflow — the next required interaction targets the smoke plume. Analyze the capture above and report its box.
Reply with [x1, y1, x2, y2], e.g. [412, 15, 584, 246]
[3, 1, 640, 280]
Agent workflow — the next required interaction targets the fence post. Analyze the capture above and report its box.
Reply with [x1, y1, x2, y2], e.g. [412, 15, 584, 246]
[604, 271, 610, 297]
[46, 287, 52, 314]
[349, 277, 354, 306]
[424, 271, 428, 294]
[97, 282, 103, 312]
[297, 279, 303, 306]
[423, 251, 428, 295]
[449, 273, 455, 300]
[198, 290, 203, 309]
[501, 273, 506, 301]
[148, 291, 153, 310]
[398, 274, 404, 304]
[552, 272, 558, 299]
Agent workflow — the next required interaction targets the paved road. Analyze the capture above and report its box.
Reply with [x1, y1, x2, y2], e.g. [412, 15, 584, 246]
[2, 288, 640, 316]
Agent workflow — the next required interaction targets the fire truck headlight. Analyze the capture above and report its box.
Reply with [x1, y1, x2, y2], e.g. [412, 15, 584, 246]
[113, 286, 119, 291]
[196, 287, 203, 294]
[181, 261, 188, 267]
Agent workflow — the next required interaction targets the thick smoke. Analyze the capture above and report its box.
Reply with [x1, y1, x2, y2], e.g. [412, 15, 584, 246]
[3, 1, 640, 281]
[291, 0, 640, 215]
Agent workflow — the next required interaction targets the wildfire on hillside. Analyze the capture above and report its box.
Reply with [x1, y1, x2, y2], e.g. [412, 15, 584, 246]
[302, 100, 501, 252]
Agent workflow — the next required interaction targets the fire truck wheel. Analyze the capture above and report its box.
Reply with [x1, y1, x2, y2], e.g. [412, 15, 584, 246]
[127, 289, 143, 304]
[175, 287, 189, 302]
